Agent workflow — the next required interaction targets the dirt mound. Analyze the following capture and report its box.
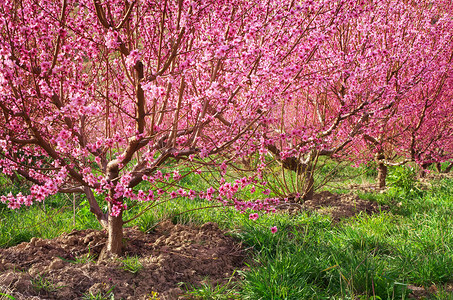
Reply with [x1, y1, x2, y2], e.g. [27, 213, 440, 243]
[277, 191, 386, 221]
[0, 221, 245, 299]
[304, 191, 385, 221]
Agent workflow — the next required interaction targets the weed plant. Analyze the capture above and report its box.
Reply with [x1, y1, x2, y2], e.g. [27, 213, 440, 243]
[119, 256, 143, 274]
[81, 286, 115, 300]
[30, 274, 64, 293]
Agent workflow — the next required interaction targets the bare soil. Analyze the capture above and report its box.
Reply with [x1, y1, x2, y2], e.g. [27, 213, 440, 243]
[0, 221, 245, 299]
[407, 283, 453, 299]
[304, 190, 386, 221]
[277, 190, 387, 221]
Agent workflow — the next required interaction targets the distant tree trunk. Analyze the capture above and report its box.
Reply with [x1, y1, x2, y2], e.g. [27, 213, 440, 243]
[375, 152, 387, 189]
[303, 168, 315, 201]
[302, 154, 316, 201]
[377, 163, 387, 189]
[363, 135, 387, 188]
[445, 162, 453, 173]
[7, 172, 19, 184]
[241, 157, 251, 170]
[418, 162, 430, 178]
[436, 162, 442, 172]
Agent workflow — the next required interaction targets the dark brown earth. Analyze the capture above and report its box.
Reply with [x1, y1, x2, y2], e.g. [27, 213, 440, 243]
[0, 221, 245, 299]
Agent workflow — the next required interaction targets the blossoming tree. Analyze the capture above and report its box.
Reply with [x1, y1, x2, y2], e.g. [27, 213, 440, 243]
[347, 1, 453, 186]
[260, 0, 453, 194]
[0, 0, 335, 256]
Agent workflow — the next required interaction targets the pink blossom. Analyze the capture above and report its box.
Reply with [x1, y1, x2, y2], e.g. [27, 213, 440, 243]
[146, 191, 155, 202]
[249, 213, 259, 221]
[125, 50, 141, 68]
[188, 189, 197, 200]
[173, 170, 181, 181]
[177, 188, 187, 197]
[105, 30, 119, 49]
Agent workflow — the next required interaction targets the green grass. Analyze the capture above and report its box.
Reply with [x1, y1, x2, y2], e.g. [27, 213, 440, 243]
[1, 167, 453, 299]
[118, 256, 143, 274]
[30, 274, 64, 293]
[81, 286, 115, 300]
[0, 192, 101, 247]
[182, 271, 241, 299]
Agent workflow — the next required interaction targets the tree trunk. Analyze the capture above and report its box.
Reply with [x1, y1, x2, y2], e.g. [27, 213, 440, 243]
[445, 162, 453, 173]
[302, 167, 315, 201]
[100, 161, 124, 258]
[435, 162, 442, 173]
[377, 162, 387, 189]
[418, 162, 430, 178]
[98, 202, 124, 259]
[7, 172, 19, 184]
[106, 204, 124, 256]
[375, 153, 387, 189]
[241, 157, 251, 170]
